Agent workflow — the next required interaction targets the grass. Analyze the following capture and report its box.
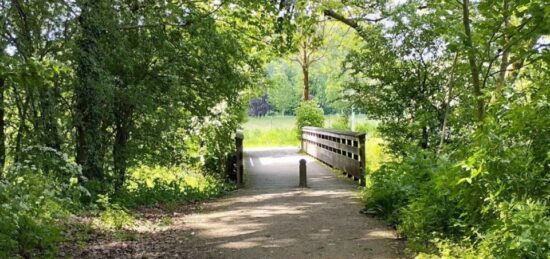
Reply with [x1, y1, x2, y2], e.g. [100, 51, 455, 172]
[242, 114, 389, 172]
[242, 116, 300, 147]
[242, 115, 379, 147]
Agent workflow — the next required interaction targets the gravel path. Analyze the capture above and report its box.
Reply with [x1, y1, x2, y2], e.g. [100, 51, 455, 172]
[181, 147, 403, 258]
[73, 147, 403, 258]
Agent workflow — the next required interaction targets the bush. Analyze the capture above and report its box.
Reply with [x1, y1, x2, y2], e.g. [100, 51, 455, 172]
[362, 134, 550, 256]
[295, 100, 324, 138]
[94, 195, 135, 230]
[0, 146, 87, 258]
[354, 121, 379, 137]
[116, 165, 231, 207]
[479, 199, 550, 258]
[328, 115, 349, 130]
[362, 150, 433, 225]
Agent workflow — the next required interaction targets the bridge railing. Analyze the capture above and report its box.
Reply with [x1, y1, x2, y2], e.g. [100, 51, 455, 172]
[301, 126, 366, 186]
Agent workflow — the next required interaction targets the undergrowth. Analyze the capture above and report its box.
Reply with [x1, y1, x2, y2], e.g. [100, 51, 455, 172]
[0, 148, 232, 258]
[116, 165, 232, 208]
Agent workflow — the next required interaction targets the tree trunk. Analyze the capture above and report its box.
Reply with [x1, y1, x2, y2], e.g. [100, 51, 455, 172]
[75, 0, 106, 180]
[113, 118, 129, 192]
[113, 91, 132, 192]
[492, 0, 510, 103]
[462, 0, 484, 122]
[0, 76, 5, 175]
[421, 126, 429, 149]
[302, 65, 309, 101]
[38, 86, 61, 150]
[438, 54, 459, 154]
[14, 93, 30, 163]
[302, 43, 309, 101]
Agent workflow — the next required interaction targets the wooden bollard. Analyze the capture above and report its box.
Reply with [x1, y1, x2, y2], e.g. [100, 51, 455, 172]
[299, 159, 307, 187]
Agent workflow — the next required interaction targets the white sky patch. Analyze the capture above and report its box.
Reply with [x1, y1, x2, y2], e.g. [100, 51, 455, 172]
[5, 45, 16, 56]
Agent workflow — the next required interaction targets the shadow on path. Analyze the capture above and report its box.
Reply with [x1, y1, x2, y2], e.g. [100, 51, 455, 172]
[180, 147, 403, 258]
[76, 147, 403, 258]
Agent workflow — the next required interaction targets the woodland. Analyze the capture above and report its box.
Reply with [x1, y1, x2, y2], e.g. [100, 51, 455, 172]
[0, 0, 549, 258]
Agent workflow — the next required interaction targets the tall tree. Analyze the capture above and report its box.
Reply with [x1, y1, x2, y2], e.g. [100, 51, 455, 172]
[461, 0, 484, 121]
[75, 0, 110, 181]
[292, 20, 326, 101]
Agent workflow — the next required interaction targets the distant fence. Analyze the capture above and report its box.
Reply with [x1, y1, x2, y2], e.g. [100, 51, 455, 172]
[227, 130, 244, 185]
[301, 127, 366, 186]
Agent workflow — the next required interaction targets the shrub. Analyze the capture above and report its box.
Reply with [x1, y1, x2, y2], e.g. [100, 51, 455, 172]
[479, 199, 550, 258]
[94, 195, 135, 230]
[354, 121, 379, 137]
[295, 100, 324, 138]
[0, 146, 87, 258]
[117, 165, 230, 207]
[328, 115, 349, 130]
[361, 150, 433, 225]
[364, 137, 389, 171]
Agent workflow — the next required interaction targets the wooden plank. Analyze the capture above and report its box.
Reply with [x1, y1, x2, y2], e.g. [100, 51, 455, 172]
[302, 134, 361, 155]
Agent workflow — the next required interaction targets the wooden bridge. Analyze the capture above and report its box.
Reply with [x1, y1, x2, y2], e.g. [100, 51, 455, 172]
[186, 127, 401, 258]
[229, 126, 367, 187]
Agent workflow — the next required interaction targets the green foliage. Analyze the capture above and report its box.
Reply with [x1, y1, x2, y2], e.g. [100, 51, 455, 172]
[321, 0, 550, 256]
[362, 150, 433, 225]
[354, 121, 379, 138]
[159, 216, 174, 227]
[95, 195, 135, 230]
[360, 58, 550, 255]
[327, 115, 349, 130]
[0, 147, 86, 258]
[264, 21, 360, 114]
[295, 100, 325, 138]
[479, 199, 550, 258]
[116, 165, 230, 208]
[266, 60, 302, 115]
[244, 128, 300, 147]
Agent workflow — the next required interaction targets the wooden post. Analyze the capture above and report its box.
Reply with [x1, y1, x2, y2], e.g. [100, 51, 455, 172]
[359, 134, 366, 187]
[236, 130, 244, 185]
[299, 159, 307, 187]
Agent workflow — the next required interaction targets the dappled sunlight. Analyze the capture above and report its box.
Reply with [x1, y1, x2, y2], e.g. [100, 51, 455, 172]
[361, 230, 398, 241]
[67, 148, 401, 258]
[218, 237, 297, 249]
[170, 148, 402, 257]
[257, 155, 314, 166]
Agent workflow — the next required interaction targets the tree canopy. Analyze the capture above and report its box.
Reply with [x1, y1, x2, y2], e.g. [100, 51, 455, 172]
[1, 0, 549, 257]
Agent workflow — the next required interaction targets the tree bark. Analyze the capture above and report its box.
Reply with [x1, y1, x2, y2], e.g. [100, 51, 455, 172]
[323, 9, 364, 36]
[38, 85, 61, 150]
[301, 43, 309, 101]
[113, 114, 130, 192]
[14, 93, 30, 163]
[0, 75, 5, 175]
[462, 0, 485, 122]
[492, 0, 510, 103]
[113, 89, 132, 192]
[75, 0, 107, 180]
[302, 65, 309, 101]
[438, 54, 459, 154]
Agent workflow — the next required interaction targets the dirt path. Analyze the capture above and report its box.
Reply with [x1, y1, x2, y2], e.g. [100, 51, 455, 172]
[181, 147, 403, 258]
[75, 147, 403, 258]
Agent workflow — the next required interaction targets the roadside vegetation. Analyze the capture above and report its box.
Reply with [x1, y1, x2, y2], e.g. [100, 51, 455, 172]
[1, 0, 548, 258]
[244, 1, 549, 257]
[0, 1, 291, 257]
